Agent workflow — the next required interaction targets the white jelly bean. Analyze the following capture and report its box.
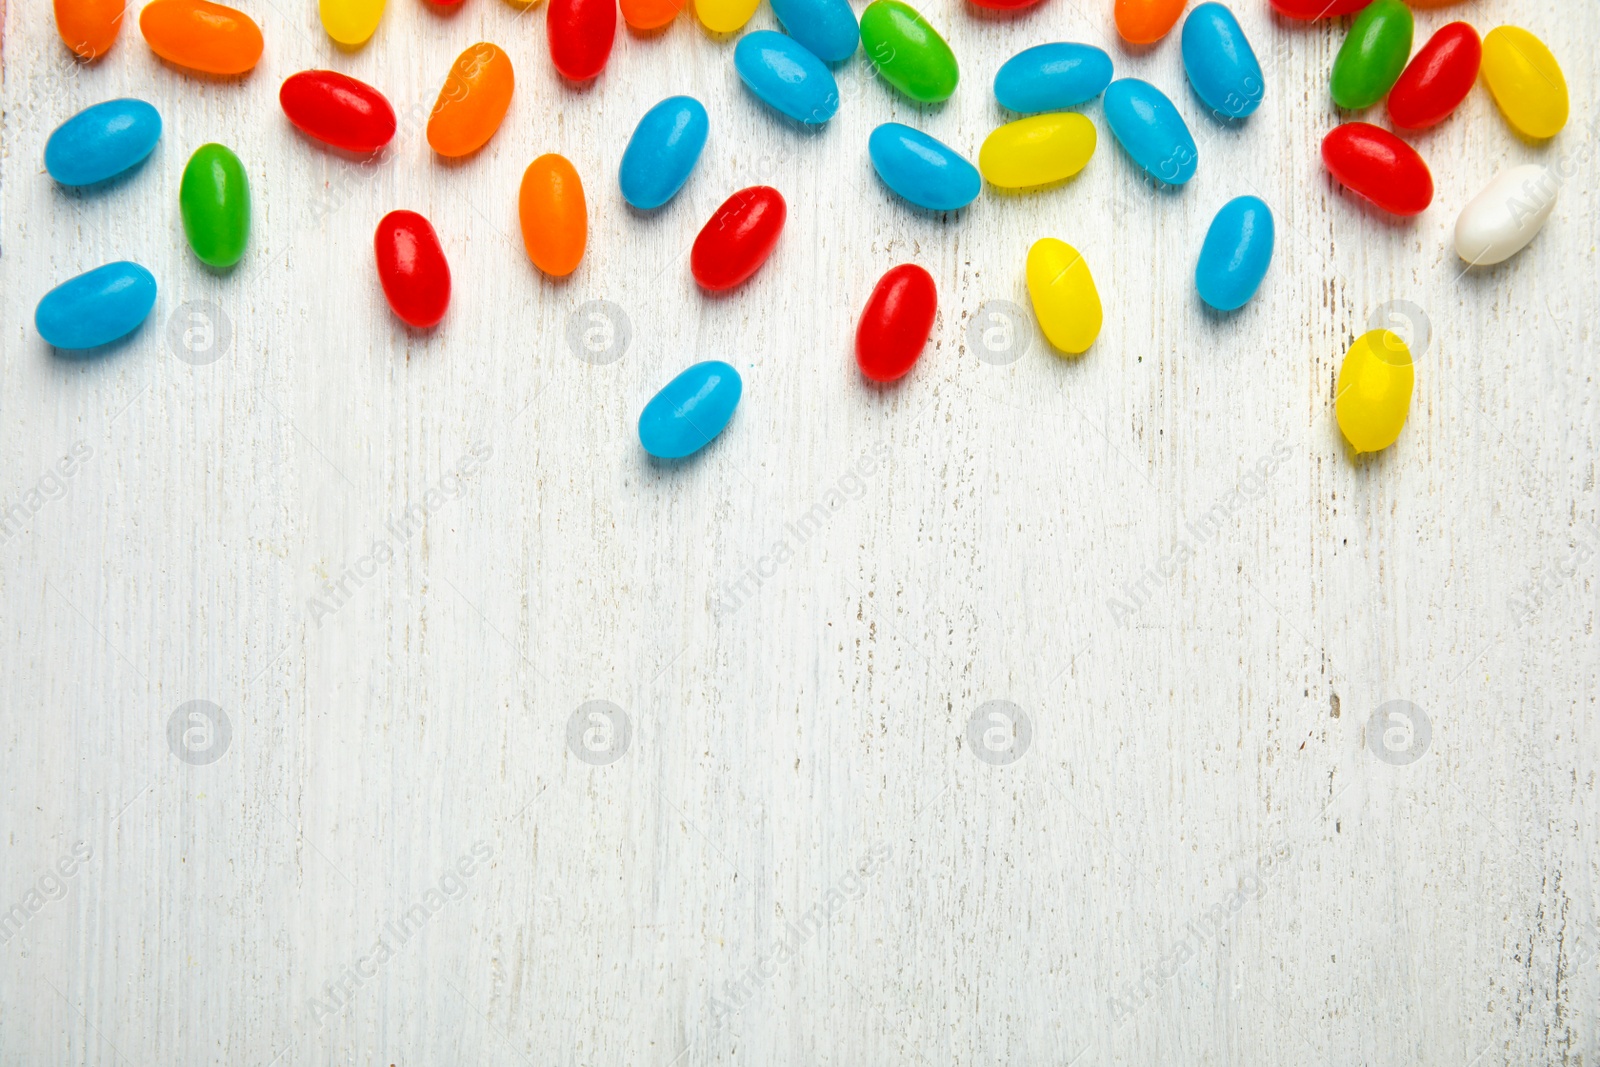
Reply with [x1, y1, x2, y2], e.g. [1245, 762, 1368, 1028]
[1454, 164, 1558, 266]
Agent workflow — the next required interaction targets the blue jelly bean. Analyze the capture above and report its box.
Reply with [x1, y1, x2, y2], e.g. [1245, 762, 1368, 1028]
[868, 123, 980, 211]
[44, 99, 162, 187]
[1103, 78, 1198, 185]
[1195, 195, 1274, 311]
[993, 43, 1113, 114]
[1181, 3, 1264, 120]
[770, 0, 858, 63]
[619, 96, 709, 210]
[639, 360, 743, 459]
[734, 31, 839, 126]
[36, 261, 158, 349]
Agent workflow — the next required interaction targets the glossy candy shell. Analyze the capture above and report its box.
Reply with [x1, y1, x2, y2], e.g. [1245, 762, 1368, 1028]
[638, 361, 743, 459]
[1387, 22, 1479, 129]
[1103, 78, 1198, 185]
[1026, 239, 1102, 355]
[1480, 26, 1568, 139]
[619, 96, 708, 210]
[319, 0, 385, 45]
[45, 99, 161, 186]
[868, 123, 980, 211]
[1268, 0, 1369, 18]
[735, 31, 839, 125]
[1181, 3, 1264, 119]
[1329, 0, 1412, 110]
[519, 155, 588, 277]
[375, 210, 451, 328]
[548, 0, 616, 81]
[859, 0, 958, 104]
[620, 0, 681, 30]
[993, 43, 1112, 114]
[856, 264, 936, 382]
[139, 0, 263, 74]
[55, 0, 125, 59]
[691, 187, 786, 291]
[1194, 195, 1274, 311]
[769, 0, 858, 63]
[1115, 0, 1186, 44]
[695, 0, 758, 34]
[1454, 164, 1557, 266]
[36, 261, 158, 350]
[1321, 122, 1432, 216]
[180, 144, 250, 268]
[978, 113, 1096, 189]
[280, 71, 397, 153]
[1335, 329, 1412, 453]
[427, 43, 514, 157]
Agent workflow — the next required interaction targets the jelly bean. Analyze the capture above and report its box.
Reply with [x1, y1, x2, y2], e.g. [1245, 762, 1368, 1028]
[1386, 22, 1479, 129]
[1480, 26, 1568, 140]
[375, 210, 450, 328]
[1103, 78, 1197, 185]
[1194, 195, 1273, 311]
[1335, 329, 1412, 453]
[770, 0, 858, 63]
[968, 0, 1041, 10]
[993, 44, 1112, 115]
[695, 0, 757, 34]
[638, 361, 743, 459]
[859, 0, 958, 104]
[549, 0, 616, 81]
[1454, 164, 1557, 267]
[978, 113, 1096, 189]
[1181, 4, 1264, 120]
[856, 264, 936, 382]
[619, 96, 708, 210]
[868, 123, 980, 211]
[55, 0, 124, 59]
[691, 187, 786, 291]
[735, 32, 839, 125]
[280, 71, 396, 153]
[1321, 122, 1431, 216]
[1267, 0, 1369, 18]
[180, 144, 250, 268]
[1026, 238, 1101, 355]
[45, 99, 161, 186]
[1329, 0, 1411, 110]
[519, 154, 587, 277]
[620, 0, 680, 30]
[1115, 0, 1186, 45]
[36, 262, 157, 350]
[319, 0, 384, 45]
[427, 43, 514, 158]
[139, 0, 262, 75]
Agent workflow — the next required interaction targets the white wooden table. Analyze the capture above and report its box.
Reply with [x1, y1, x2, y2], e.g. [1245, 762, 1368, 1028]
[3, 0, 1597, 1060]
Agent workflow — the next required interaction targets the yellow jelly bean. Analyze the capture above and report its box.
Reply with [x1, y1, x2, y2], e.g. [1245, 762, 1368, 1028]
[978, 113, 1096, 190]
[695, 0, 757, 33]
[1026, 238, 1102, 355]
[1335, 329, 1413, 453]
[1481, 26, 1568, 139]
[320, 0, 385, 45]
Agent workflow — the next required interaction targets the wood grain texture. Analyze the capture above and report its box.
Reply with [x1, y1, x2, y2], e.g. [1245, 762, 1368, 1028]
[2, 0, 1597, 1061]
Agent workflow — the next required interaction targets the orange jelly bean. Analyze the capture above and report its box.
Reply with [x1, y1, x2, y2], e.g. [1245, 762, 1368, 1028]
[1115, 0, 1186, 44]
[427, 42, 514, 158]
[139, 0, 263, 75]
[620, 0, 682, 29]
[518, 155, 587, 277]
[55, 0, 125, 59]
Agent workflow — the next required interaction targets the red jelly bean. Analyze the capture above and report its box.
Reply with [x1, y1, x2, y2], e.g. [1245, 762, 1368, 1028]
[856, 264, 936, 383]
[1386, 22, 1480, 130]
[280, 70, 397, 153]
[547, 0, 616, 81]
[967, 0, 1041, 9]
[691, 186, 786, 292]
[1268, 0, 1369, 18]
[375, 210, 451, 328]
[1321, 122, 1433, 217]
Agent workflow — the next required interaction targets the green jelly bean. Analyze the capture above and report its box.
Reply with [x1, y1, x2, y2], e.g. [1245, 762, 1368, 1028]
[1330, 0, 1413, 111]
[859, 0, 958, 104]
[180, 143, 250, 268]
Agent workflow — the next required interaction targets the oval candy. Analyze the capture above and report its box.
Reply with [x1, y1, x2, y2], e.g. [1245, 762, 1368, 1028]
[548, 0, 616, 81]
[638, 361, 743, 459]
[1268, 0, 1369, 18]
[1116, 0, 1186, 44]
[1026, 238, 1102, 355]
[280, 70, 396, 153]
[868, 123, 979, 212]
[770, 0, 858, 63]
[427, 43, 514, 157]
[993, 43, 1113, 114]
[1321, 122, 1432, 216]
[36, 262, 158, 350]
[691, 187, 786, 291]
[1194, 195, 1274, 311]
[139, 0, 262, 74]
[619, 96, 708, 209]
[969, 0, 1041, 9]
[375, 210, 450, 328]
[1330, 0, 1412, 110]
[55, 0, 125, 59]
[1103, 78, 1198, 185]
[1454, 164, 1557, 267]
[519, 154, 588, 277]
[1335, 329, 1412, 454]
[319, 0, 384, 45]
[978, 113, 1096, 189]
[857, 264, 936, 383]
[734, 31, 839, 126]
[859, 0, 958, 104]
[620, 0, 680, 29]
[1387, 21, 1479, 130]
[695, 0, 758, 34]
[1480, 26, 1568, 139]
[45, 99, 161, 186]
[180, 143, 250, 268]
[1181, 3, 1264, 120]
